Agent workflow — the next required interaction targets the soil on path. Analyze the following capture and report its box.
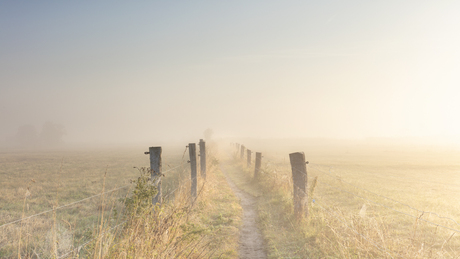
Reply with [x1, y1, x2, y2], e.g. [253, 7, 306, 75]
[222, 168, 267, 259]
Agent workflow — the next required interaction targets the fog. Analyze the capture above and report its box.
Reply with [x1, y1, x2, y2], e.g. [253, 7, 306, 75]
[2, 1, 460, 148]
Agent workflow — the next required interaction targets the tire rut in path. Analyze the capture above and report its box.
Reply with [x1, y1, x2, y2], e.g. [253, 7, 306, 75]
[222, 168, 267, 259]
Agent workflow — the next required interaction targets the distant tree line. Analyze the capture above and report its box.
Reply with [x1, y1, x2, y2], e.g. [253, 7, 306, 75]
[15, 121, 66, 148]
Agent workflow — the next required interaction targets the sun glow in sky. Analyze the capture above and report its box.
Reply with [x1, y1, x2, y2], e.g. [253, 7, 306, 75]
[1, 1, 460, 145]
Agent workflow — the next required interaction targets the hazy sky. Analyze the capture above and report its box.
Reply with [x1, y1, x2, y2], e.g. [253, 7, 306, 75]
[1, 1, 460, 145]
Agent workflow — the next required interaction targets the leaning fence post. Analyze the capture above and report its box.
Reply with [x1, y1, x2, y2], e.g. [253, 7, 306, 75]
[199, 139, 206, 180]
[254, 152, 262, 179]
[289, 152, 308, 220]
[189, 143, 197, 200]
[240, 145, 245, 159]
[247, 149, 252, 167]
[148, 146, 162, 205]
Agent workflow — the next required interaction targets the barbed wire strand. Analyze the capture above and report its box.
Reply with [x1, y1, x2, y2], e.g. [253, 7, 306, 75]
[264, 155, 460, 188]
[163, 161, 191, 200]
[163, 178, 192, 200]
[182, 145, 189, 160]
[244, 149, 388, 258]
[276, 159, 460, 229]
[163, 164, 185, 174]
[353, 169, 460, 188]
[314, 177, 460, 233]
[238, 147, 394, 257]
[1, 160, 188, 259]
[235, 145, 460, 250]
[308, 164, 460, 226]
[258, 154, 460, 233]
[1, 163, 187, 229]
[57, 163, 187, 258]
[0, 185, 131, 229]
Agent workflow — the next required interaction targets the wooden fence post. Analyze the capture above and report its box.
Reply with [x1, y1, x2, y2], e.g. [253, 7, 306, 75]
[254, 152, 262, 179]
[247, 149, 252, 167]
[199, 139, 206, 180]
[189, 143, 197, 200]
[148, 146, 162, 205]
[289, 152, 308, 220]
[240, 145, 245, 159]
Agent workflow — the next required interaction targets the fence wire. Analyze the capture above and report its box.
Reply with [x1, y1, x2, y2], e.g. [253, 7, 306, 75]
[57, 161, 196, 259]
[314, 177, 460, 233]
[263, 155, 460, 231]
[235, 144, 460, 253]
[0, 184, 131, 229]
[355, 168, 460, 188]
[56, 163, 188, 259]
[308, 164, 460, 228]
[1, 163, 187, 230]
[280, 162, 460, 234]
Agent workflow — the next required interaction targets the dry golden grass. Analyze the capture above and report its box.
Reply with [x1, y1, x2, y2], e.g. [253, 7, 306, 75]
[225, 143, 460, 258]
[0, 148, 150, 258]
[1, 144, 242, 258]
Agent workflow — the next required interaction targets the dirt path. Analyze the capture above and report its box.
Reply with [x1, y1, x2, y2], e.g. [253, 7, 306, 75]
[222, 168, 267, 259]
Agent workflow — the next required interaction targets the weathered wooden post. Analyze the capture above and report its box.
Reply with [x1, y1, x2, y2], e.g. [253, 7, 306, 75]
[189, 143, 197, 200]
[147, 146, 162, 205]
[254, 152, 262, 179]
[247, 149, 252, 167]
[199, 139, 206, 180]
[289, 152, 308, 220]
[240, 145, 245, 159]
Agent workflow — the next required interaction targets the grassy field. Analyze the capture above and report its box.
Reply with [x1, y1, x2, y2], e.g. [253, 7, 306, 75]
[4, 140, 460, 258]
[225, 141, 460, 258]
[0, 144, 242, 258]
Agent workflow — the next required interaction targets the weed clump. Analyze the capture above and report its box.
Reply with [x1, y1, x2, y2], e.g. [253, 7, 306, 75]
[123, 167, 158, 215]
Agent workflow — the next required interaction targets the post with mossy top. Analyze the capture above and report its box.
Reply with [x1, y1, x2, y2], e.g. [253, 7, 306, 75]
[148, 146, 162, 205]
[247, 149, 252, 167]
[289, 152, 308, 220]
[199, 139, 206, 180]
[189, 143, 197, 200]
[254, 152, 262, 179]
